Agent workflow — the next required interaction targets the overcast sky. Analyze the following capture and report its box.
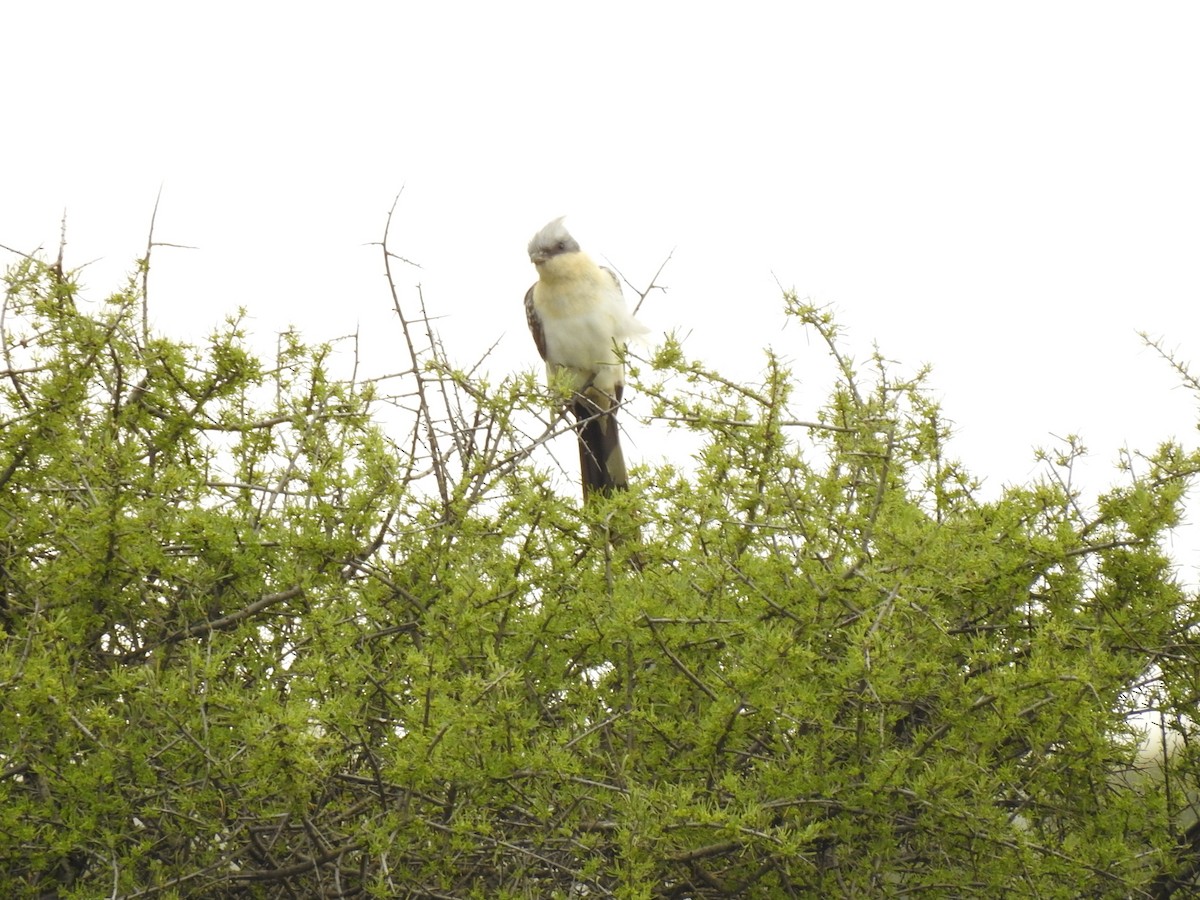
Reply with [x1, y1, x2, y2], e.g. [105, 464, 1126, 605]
[5, 3, 1200, 570]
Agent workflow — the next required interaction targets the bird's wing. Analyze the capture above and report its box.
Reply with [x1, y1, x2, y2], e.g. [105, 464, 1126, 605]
[600, 265, 622, 293]
[524, 283, 547, 361]
[597, 266, 651, 345]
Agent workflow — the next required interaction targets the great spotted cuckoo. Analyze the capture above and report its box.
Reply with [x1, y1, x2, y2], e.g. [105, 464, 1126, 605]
[524, 217, 649, 499]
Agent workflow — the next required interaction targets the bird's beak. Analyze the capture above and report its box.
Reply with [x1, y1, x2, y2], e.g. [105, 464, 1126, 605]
[530, 251, 547, 266]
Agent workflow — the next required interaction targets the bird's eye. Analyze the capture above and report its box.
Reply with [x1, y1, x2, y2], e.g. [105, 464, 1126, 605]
[556, 241, 567, 251]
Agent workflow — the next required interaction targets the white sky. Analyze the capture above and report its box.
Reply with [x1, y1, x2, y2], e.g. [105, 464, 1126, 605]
[4, 3, 1200, 571]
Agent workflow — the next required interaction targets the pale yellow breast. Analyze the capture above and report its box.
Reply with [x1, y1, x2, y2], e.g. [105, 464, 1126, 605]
[533, 253, 616, 316]
[531, 252, 628, 395]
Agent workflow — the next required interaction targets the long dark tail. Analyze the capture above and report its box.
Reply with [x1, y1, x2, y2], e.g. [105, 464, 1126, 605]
[572, 390, 628, 500]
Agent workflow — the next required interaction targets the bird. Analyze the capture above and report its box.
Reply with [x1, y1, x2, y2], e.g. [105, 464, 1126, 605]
[524, 217, 649, 500]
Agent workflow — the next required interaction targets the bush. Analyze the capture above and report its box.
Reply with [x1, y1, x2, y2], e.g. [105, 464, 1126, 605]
[3, 234, 1200, 898]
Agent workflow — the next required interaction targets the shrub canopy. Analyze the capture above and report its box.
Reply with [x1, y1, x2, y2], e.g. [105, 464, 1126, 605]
[3, 247, 1200, 898]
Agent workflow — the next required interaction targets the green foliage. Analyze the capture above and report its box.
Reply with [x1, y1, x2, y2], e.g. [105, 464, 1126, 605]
[3, 249, 1200, 897]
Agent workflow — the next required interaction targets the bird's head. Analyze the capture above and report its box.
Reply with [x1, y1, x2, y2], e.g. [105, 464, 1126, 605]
[527, 216, 581, 267]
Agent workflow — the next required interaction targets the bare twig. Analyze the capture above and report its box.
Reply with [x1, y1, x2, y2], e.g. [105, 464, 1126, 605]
[607, 247, 674, 318]
[378, 191, 451, 512]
